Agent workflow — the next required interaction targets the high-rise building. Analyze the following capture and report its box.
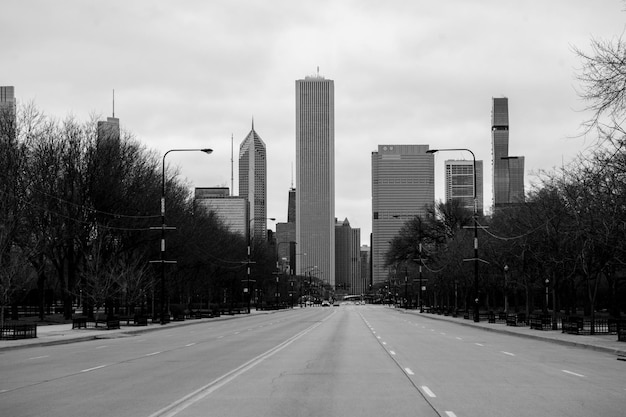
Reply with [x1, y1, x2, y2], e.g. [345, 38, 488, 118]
[295, 74, 335, 287]
[97, 117, 120, 143]
[0, 86, 16, 132]
[360, 245, 371, 295]
[239, 121, 267, 240]
[195, 187, 247, 236]
[335, 218, 361, 297]
[276, 187, 296, 274]
[491, 97, 525, 208]
[371, 145, 435, 286]
[445, 159, 484, 215]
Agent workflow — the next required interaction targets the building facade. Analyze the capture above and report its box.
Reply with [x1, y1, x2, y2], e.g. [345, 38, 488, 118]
[0, 86, 16, 132]
[491, 97, 525, 208]
[371, 145, 434, 286]
[335, 218, 361, 297]
[195, 187, 247, 236]
[445, 159, 484, 215]
[295, 74, 335, 287]
[239, 122, 267, 241]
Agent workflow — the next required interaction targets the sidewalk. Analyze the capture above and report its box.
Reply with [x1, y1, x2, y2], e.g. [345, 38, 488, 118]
[0, 309, 274, 352]
[399, 308, 626, 357]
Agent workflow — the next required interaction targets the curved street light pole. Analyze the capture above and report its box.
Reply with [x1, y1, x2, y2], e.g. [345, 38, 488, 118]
[158, 148, 212, 325]
[427, 148, 480, 322]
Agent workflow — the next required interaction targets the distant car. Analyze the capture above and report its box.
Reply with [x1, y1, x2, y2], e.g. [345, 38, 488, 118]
[333, 301, 340, 307]
[321, 300, 331, 307]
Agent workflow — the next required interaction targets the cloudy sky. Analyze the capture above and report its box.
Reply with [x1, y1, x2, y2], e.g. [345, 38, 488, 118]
[3, 0, 625, 244]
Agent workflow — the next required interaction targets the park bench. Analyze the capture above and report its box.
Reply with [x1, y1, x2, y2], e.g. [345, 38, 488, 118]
[529, 314, 552, 330]
[506, 313, 527, 326]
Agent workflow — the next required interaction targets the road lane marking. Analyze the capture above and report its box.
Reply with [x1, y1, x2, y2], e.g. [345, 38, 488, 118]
[27, 355, 49, 360]
[421, 386, 437, 397]
[148, 310, 334, 417]
[446, 412, 458, 417]
[185, 343, 196, 347]
[217, 336, 224, 339]
[95, 345, 107, 349]
[563, 370, 585, 377]
[234, 332, 240, 335]
[81, 365, 106, 373]
[382, 342, 387, 345]
[389, 350, 396, 355]
[501, 351, 515, 356]
[145, 351, 161, 356]
[475, 343, 484, 346]
[405, 368, 414, 375]
[456, 337, 463, 340]
[440, 332, 446, 335]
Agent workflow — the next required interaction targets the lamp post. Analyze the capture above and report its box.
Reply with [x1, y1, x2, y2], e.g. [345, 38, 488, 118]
[427, 148, 480, 322]
[503, 265, 509, 314]
[156, 148, 212, 325]
[246, 217, 275, 313]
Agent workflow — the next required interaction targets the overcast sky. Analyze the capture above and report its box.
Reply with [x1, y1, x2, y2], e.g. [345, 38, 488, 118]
[3, 0, 625, 245]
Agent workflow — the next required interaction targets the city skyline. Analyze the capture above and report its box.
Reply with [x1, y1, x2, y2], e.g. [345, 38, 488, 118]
[2, 1, 623, 245]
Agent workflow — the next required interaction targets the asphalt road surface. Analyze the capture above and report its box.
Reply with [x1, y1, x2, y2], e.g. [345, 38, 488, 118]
[1, 305, 625, 417]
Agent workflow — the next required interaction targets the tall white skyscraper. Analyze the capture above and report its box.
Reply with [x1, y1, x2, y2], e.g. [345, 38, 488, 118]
[371, 145, 434, 286]
[296, 74, 335, 287]
[239, 122, 267, 240]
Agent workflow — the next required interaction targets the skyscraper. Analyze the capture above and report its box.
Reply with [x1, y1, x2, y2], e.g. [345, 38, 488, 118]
[295, 74, 335, 287]
[239, 121, 267, 241]
[491, 97, 525, 208]
[0, 86, 16, 132]
[445, 159, 484, 215]
[371, 145, 435, 286]
[335, 218, 361, 296]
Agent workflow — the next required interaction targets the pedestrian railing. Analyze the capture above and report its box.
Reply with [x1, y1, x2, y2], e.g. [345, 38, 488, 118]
[0, 322, 37, 340]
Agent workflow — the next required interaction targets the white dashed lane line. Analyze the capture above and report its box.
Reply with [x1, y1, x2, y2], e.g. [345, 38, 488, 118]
[81, 365, 107, 373]
[562, 370, 585, 378]
[27, 355, 49, 360]
[405, 368, 414, 375]
[421, 385, 437, 398]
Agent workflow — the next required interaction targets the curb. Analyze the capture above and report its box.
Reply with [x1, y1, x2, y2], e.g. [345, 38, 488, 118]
[0, 309, 279, 352]
[398, 309, 626, 356]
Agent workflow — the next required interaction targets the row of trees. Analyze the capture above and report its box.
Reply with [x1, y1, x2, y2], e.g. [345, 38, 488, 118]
[0, 104, 280, 325]
[385, 31, 626, 319]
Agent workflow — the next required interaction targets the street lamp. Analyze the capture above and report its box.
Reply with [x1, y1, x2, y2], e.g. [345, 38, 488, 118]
[246, 217, 276, 313]
[156, 148, 212, 325]
[503, 265, 509, 314]
[427, 148, 480, 322]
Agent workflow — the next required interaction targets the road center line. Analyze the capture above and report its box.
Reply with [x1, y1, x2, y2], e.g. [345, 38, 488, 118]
[421, 385, 437, 397]
[185, 343, 196, 347]
[390, 350, 396, 355]
[475, 343, 484, 346]
[563, 370, 585, 377]
[405, 368, 414, 375]
[501, 351, 515, 356]
[145, 351, 161, 356]
[445, 412, 458, 417]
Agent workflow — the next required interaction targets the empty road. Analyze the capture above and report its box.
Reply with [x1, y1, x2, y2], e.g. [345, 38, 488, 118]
[1, 305, 624, 416]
